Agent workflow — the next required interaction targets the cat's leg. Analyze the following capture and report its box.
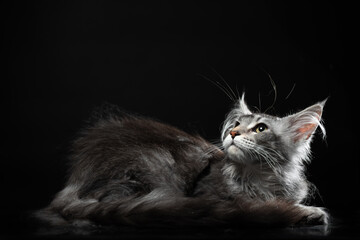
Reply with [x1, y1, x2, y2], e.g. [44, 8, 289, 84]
[295, 204, 329, 225]
[211, 198, 330, 227]
[88, 195, 330, 227]
[35, 186, 329, 228]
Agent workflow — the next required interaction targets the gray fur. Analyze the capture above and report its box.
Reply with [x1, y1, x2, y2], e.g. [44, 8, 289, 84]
[35, 97, 329, 231]
[221, 96, 326, 203]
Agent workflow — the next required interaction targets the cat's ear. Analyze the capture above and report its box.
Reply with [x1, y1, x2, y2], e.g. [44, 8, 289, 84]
[238, 93, 252, 115]
[284, 100, 327, 143]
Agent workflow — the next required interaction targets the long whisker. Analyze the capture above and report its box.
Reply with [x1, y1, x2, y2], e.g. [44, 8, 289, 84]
[208, 139, 223, 145]
[235, 83, 240, 100]
[260, 147, 282, 165]
[198, 74, 235, 101]
[235, 138, 280, 173]
[262, 152, 278, 170]
[264, 72, 277, 113]
[285, 83, 296, 100]
[203, 140, 225, 156]
[252, 147, 271, 166]
[258, 92, 262, 112]
[255, 150, 276, 172]
[261, 145, 286, 162]
[211, 68, 238, 100]
[253, 106, 261, 112]
[252, 145, 282, 175]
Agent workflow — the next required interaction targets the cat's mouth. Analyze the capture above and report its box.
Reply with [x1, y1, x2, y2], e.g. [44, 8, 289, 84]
[223, 135, 254, 161]
[224, 137, 243, 153]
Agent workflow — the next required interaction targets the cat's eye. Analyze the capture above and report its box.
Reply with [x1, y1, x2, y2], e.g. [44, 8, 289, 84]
[253, 123, 268, 133]
[234, 121, 240, 127]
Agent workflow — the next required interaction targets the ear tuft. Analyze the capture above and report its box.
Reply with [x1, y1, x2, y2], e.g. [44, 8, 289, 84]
[239, 93, 252, 115]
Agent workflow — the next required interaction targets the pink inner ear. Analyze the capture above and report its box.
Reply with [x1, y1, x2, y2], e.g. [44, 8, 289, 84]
[296, 123, 317, 141]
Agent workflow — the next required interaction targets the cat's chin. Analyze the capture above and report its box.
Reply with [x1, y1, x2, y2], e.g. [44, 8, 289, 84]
[226, 145, 246, 162]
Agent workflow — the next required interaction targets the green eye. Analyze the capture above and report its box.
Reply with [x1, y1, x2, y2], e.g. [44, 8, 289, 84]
[253, 123, 268, 133]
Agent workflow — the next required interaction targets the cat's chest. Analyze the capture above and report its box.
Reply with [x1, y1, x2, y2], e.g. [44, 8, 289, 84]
[222, 164, 283, 200]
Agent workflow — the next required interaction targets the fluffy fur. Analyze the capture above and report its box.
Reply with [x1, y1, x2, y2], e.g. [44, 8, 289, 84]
[35, 96, 329, 231]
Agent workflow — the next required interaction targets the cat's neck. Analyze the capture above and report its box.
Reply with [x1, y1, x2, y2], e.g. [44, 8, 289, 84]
[222, 158, 308, 202]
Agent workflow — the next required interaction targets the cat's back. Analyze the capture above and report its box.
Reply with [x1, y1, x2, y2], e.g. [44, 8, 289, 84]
[67, 114, 223, 198]
[71, 115, 213, 166]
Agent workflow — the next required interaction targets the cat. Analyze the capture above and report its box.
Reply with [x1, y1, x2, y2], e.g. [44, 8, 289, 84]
[35, 94, 329, 230]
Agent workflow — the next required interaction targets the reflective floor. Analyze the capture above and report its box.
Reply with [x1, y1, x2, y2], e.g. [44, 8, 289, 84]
[1, 211, 359, 240]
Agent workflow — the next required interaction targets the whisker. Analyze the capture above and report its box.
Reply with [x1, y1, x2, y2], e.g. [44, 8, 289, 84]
[208, 139, 223, 147]
[264, 153, 278, 170]
[236, 139, 280, 173]
[253, 106, 261, 112]
[262, 146, 286, 162]
[257, 152, 276, 172]
[208, 139, 222, 144]
[252, 145, 282, 175]
[211, 68, 238, 101]
[285, 83, 296, 100]
[264, 72, 277, 113]
[235, 83, 240, 100]
[258, 92, 262, 112]
[198, 74, 235, 101]
[262, 148, 281, 165]
[203, 142, 225, 156]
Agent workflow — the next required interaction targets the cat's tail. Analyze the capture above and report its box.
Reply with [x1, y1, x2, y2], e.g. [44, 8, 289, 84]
[33, 207, 68, 227]
[33, 205, 109, 235]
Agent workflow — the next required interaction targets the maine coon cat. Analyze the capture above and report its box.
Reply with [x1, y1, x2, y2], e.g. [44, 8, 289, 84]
[35, 94, 329, 229]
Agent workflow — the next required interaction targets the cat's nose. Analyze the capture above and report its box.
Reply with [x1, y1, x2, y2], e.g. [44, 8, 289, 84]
[230, 130, 240, 139]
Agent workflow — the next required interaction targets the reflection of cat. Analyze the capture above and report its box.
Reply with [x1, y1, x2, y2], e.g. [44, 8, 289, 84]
[36, 95, 328, 229]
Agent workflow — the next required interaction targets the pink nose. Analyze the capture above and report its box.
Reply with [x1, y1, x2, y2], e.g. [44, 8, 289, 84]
[230, 130, 240, 139]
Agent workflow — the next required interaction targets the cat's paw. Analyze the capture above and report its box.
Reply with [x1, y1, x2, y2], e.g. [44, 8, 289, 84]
[296, 205, 329, 226]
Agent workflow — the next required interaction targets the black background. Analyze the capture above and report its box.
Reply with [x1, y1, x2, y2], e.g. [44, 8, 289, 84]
[1, 1, 358, 239]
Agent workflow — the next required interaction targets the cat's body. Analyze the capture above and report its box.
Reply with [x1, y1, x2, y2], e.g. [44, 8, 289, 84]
[36, 96, 329, 230]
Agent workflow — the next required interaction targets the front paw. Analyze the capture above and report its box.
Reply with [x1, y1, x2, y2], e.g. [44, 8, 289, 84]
[296, 205, 329, 226]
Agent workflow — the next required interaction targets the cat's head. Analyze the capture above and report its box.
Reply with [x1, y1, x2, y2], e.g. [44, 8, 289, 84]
[221, 94, 326, 167]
